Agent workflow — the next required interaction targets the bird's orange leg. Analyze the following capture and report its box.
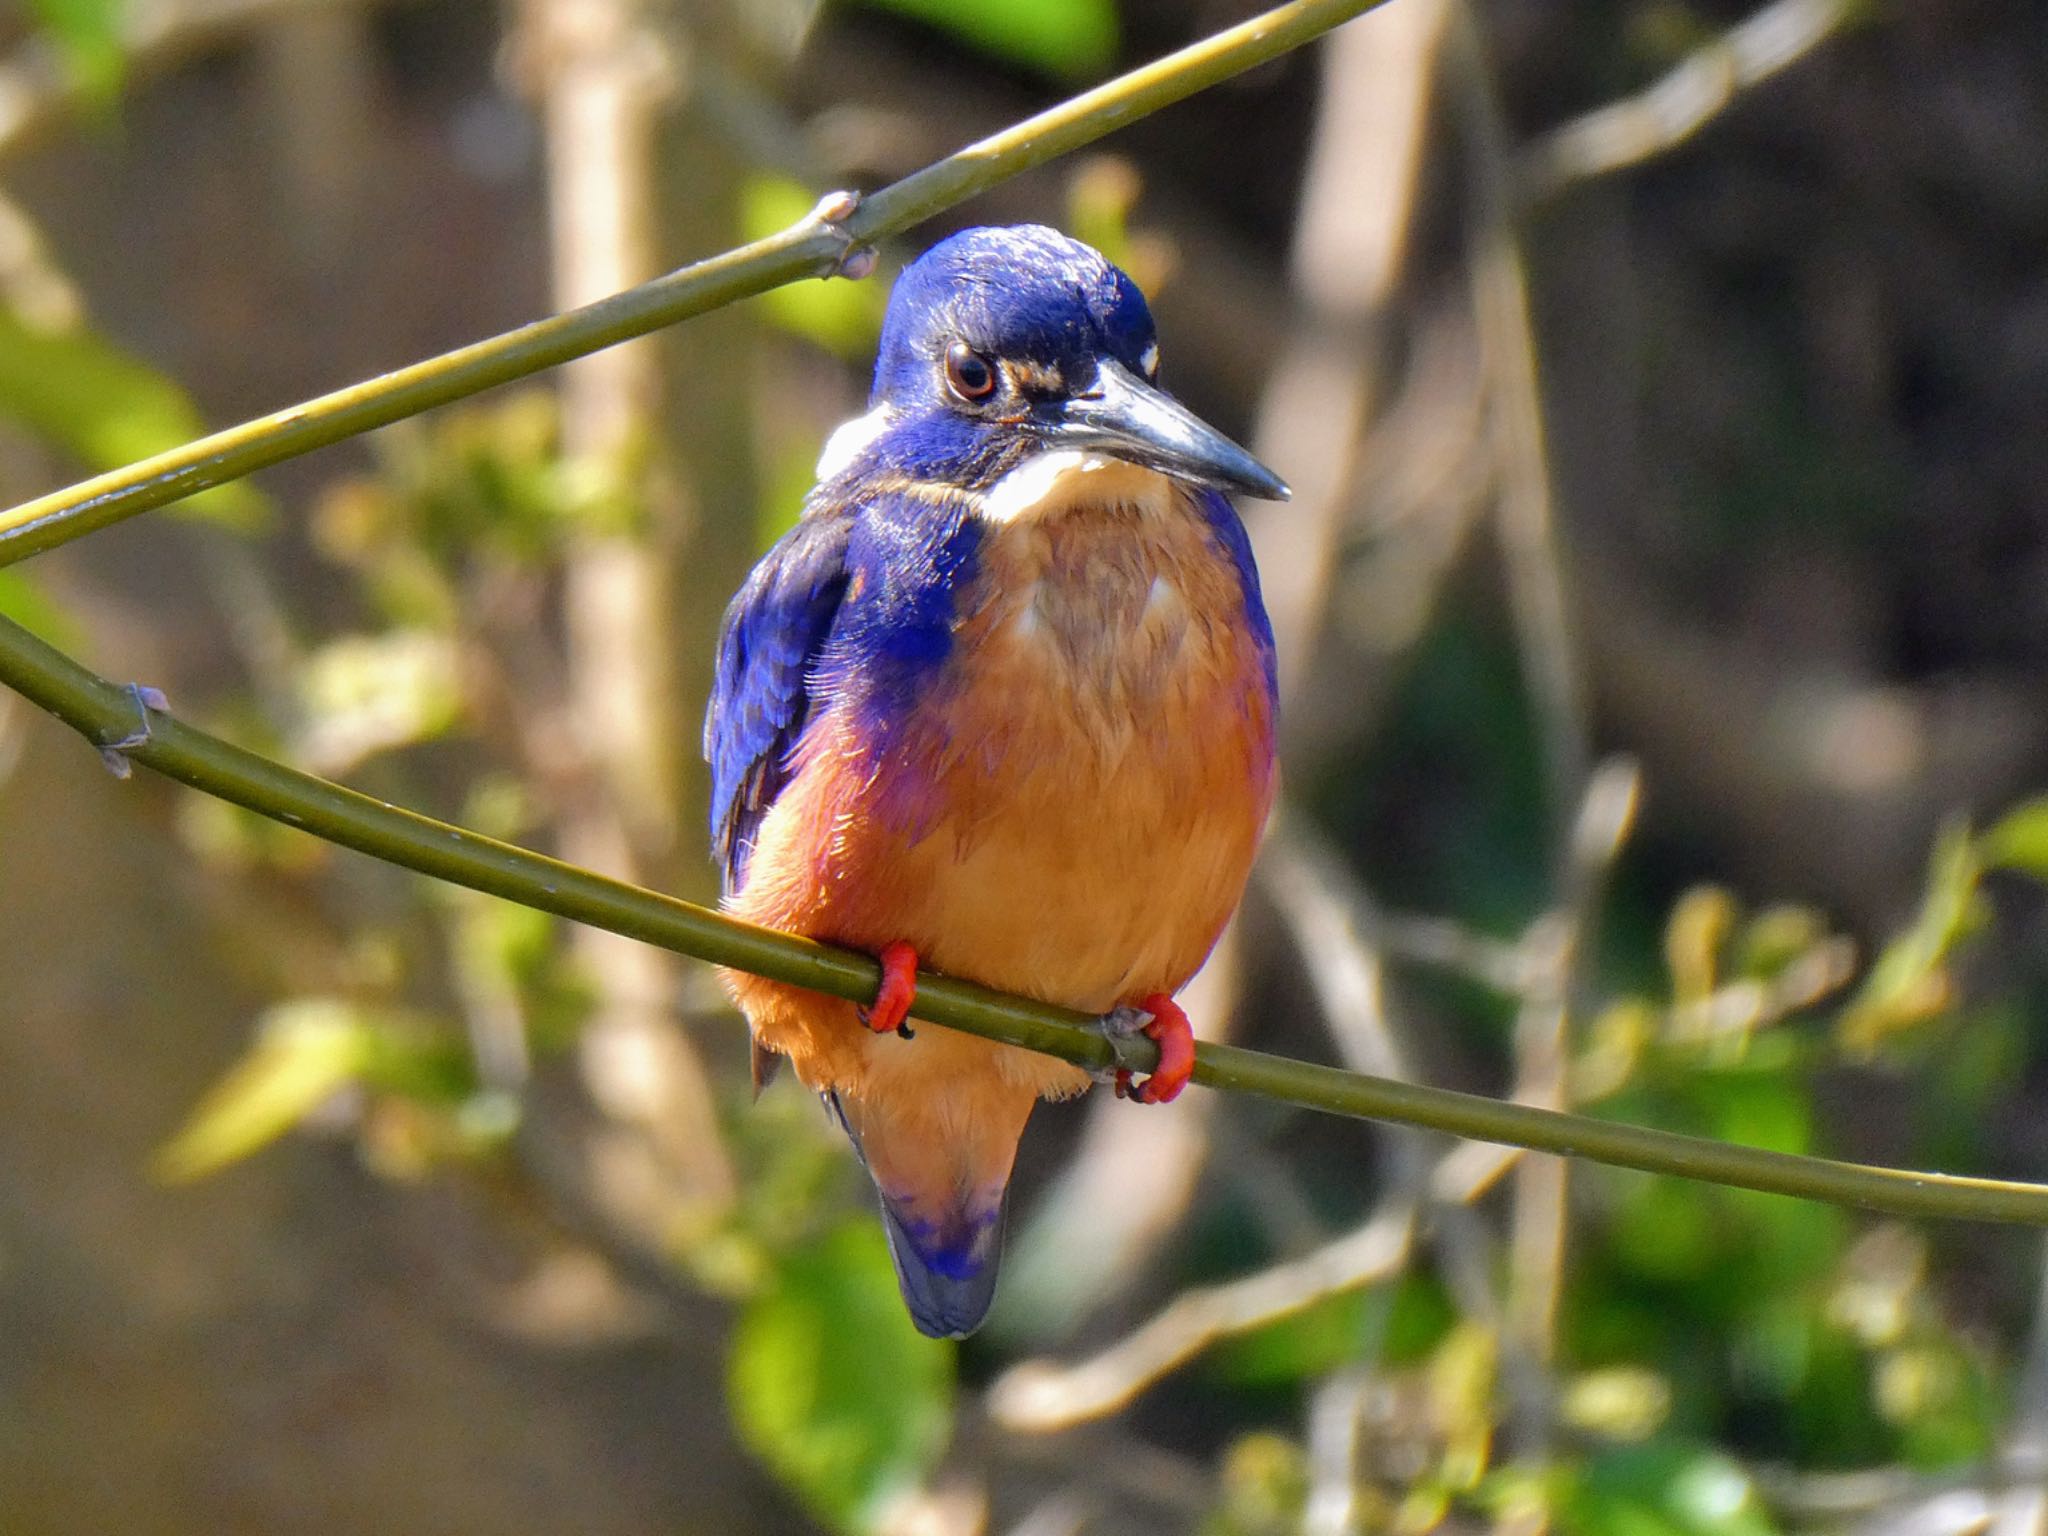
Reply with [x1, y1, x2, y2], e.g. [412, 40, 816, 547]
[858, 941, 920, 1038]
[1113, 992, 1195, 1105]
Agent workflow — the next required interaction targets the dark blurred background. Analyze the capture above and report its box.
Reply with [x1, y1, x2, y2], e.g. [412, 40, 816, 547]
[3, 1, 2048, 1532]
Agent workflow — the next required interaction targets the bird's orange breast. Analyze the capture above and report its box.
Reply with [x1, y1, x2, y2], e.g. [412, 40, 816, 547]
[726, 460, 1274, 1104]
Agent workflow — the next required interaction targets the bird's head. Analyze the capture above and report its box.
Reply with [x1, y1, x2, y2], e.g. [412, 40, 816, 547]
[819, 225, 1289, 503]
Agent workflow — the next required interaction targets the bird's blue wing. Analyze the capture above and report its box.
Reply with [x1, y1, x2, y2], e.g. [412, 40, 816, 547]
[704, 510, 854, 893]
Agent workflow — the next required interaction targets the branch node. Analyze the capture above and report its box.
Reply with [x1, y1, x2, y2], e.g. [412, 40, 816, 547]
[97, 682, 167, 780]
[808, 188, 861, 226]
[1092, 1002, 1158, 1083]
[801, 188, 875, 280]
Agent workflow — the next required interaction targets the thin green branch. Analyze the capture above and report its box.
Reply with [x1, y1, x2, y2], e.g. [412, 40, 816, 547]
[6, 607, 2048, 1228]
[0, 0, 1390, 568]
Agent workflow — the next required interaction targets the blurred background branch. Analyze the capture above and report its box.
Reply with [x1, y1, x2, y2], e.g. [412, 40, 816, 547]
[1515, 0, 1863, 205]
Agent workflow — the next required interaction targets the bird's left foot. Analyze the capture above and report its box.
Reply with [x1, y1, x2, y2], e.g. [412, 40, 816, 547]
[1102, 992, 1195, 1104]
[857, 941, 919, 1039]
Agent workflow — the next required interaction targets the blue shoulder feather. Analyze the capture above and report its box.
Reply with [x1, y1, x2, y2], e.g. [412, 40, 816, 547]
[704, 477, 985, 891]
[704, 511, 853, 891]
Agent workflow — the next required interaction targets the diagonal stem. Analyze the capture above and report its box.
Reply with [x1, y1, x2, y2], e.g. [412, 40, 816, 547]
[8, 607, 2048, 1228]
[0, 0, 1395, 569]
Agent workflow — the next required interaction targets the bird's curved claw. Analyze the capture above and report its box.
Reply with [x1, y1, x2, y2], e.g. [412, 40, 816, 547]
[99, 683, 168, 780]
[857, 941, 919, 1039]
[1100, 992, 1195, 1105]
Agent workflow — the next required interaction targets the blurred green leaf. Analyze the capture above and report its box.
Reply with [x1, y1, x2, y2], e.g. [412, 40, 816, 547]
[741, 177, 888, 361]
[1560, 1447, 1780, 1536]
[1784, 1321, 1890, 1465]
[1980, 796, 2048, 881]
[292, 628, 464, 772]
[1666, 887, 1736, 1006]
[0, 568, 83, 653]
[1204, 1433, 1309, 1536]
[154, 998, 473, 1184]
[728, 1220, 953, 1532]
[0, 309, 267, 530]
[1208, 1287, 1373, 1388]
[152, 999, 375, 1183]
[1701, 1071, 1810, 1157]
[28, 0, 127, 101]
[1609, 1176, 1720, 1285]
[1732, 905, 1829, 983]
[1886, 1340, 1997, 1469]
[1839, 819, 1984, 1055]
[1429, 1320, 1499, 1488]
[1923, 1004, 2022, 1161]
[176, 789, 330, 874]
[1563, 1368, 1674, 1443]
[850, 0, 1117, 79]
[758, 430, 823, 551]
[1207, 1267, 1453, 1394]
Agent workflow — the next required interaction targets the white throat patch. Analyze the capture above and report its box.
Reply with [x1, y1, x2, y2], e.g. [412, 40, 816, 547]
[975, 450, 1172, 525]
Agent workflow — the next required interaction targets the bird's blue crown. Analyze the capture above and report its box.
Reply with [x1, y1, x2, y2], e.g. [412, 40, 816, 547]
[869, 224, 1159, 412]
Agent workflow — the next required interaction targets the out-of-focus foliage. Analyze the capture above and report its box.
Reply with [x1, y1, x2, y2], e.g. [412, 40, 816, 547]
[743, 176, 889, 546]
[742, 176, 888, 362]
[730, 1221, 955, 1531]
[0, 308, 267, 529]
[1182, 795, 2039, 1533]
[1543, 1446, 1779, 1536]
[152, 997, 476, 1183]
[848, 0, 1116, 79]
[27, 0, 127, 100]
[1063, 155, 1175, 296]
[0, 566, 80, 652]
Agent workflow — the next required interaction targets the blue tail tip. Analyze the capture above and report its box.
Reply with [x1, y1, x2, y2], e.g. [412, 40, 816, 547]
[879, 1196, 1005, 1339]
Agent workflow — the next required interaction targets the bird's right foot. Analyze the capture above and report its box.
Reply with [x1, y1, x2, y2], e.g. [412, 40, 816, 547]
[1100, 992, 1196, 1104]
[857, 941, 919, 1039]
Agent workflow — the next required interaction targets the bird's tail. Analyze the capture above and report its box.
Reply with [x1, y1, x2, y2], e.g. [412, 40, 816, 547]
[875, 1183, 1005, 1341]
[828, 1087, 1034, 1339]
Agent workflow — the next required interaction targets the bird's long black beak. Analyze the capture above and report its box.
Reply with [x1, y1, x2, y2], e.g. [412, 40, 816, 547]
[1049, 359, 1291, 502]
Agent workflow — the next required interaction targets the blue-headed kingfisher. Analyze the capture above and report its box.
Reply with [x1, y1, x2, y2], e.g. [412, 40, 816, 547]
[705, 225, 1288, 1338]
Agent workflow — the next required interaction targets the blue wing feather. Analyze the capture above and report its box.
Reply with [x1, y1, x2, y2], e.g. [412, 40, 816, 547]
[704, 475, 983, 893]
[704, 509, 854, 892]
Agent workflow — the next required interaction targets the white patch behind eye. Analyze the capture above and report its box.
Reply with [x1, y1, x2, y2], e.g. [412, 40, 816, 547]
[813, 405, 893, 481]
[1139, 342, 1160, 378]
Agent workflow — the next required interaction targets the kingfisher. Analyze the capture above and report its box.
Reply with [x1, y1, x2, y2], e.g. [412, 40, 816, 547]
[705, 224, 1287, 1338]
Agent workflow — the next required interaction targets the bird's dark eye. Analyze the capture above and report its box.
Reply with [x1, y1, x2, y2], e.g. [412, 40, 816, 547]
[944, 342, 997, 402]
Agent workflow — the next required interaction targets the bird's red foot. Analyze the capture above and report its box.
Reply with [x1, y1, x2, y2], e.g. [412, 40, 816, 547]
[858, 941, 919, 1039]
[1111, 992, 1195, 1105]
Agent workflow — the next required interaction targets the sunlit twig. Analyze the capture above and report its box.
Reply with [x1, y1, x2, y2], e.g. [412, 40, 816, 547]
[0, 0, 1395, 566]
[1517, 0, 1861, 203]
[989, 1204, 1417, 1432]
